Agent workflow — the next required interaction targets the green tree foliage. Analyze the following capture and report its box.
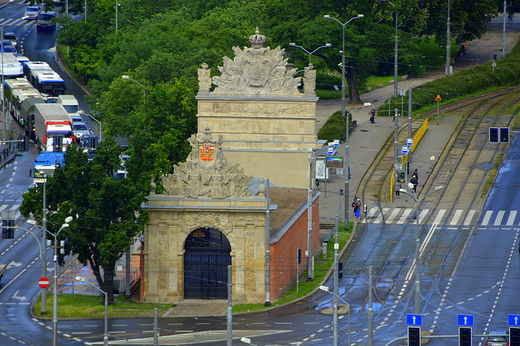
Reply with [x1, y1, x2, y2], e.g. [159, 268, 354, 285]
[20, 141, 148, 304]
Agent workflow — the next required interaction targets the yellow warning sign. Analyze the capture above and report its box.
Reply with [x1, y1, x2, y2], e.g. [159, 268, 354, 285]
[435, 94, 442, 101]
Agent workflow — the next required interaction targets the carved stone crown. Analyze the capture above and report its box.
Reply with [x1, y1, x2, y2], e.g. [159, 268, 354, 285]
[249, 27, 266, 49]
[161, 126, 252, 199]
[211, 28, 302, 97]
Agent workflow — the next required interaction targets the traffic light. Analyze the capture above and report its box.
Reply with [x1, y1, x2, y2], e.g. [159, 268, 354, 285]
[348, 167, 351, 180]
[399, 170, 406, 183]
[2, 219, 14, 239]
[489, 127, 499, 143]
[408, 326, 421, 346]
[22, 135, 29, 152]
[338, 262, 343, 278]
[500, 127, 509, 143]
[459, 327, 472, 346]
[510, 327, 520, 346]
[315, 179, 320, 187]
[297, 249, 301, 264]
[363, 204, 368, 213]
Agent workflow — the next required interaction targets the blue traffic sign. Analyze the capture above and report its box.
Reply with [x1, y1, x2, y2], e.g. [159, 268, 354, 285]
[402, 146, 409, 155]
[509, 314, 520, 326]
[407, 314, 422, 326]
[458, 314, 474, 326]
[327, 147, 334, 155]
[407, 138, 413, 146]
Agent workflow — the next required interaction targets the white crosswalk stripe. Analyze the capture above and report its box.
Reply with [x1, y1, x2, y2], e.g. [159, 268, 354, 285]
[362, 208, 518, 226]
[0, 18, 35, 27]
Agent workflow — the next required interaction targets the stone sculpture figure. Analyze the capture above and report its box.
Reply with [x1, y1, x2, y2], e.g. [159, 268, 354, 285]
[304, 64, 316, 96]
[198, 63, 212, 92]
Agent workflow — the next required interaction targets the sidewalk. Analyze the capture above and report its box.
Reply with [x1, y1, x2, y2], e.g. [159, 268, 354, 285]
[316, 26, 520, 224]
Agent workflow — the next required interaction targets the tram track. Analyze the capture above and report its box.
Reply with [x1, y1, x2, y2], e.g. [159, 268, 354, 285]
[336, 86, 520, 330]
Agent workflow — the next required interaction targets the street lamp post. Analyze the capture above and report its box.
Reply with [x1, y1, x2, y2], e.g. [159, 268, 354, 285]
[324, 13, 365, 230]
[319, 285, 351, 346]
[29, 217, 74, 346]
[289, 42, 331, 66]
[122, 75, 145, 104]
[399, 185, 443, 314]
[75, 277, 109, 346]
[88, 114, 103, 143]
[380, 0, 398, 97]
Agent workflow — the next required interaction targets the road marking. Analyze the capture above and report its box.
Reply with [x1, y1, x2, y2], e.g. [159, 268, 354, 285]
[386, 208, 401, 223]
[434, 209, 445, 225]
[481, 210, 493, 225]
[398, 208, 413, 224]
[494, 210, 505, 225]
[507, 211, 516, 226]
[418, 209, 430, 224]
[463, 210, 475, 225]
[450, 210, 463, 225]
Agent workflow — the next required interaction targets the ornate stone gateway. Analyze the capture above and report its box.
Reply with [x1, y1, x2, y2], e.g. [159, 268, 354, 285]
[141, 127, 268, 303]
[196, 28, 322, 188]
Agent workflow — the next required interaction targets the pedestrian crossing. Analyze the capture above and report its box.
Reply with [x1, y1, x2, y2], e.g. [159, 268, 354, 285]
[0, 203, 22, 220]
[363, 207, 520, 227]
[0, 18, 36, 28]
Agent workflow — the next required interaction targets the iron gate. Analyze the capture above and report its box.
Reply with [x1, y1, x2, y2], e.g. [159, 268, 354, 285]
[184, 228, 231, 299]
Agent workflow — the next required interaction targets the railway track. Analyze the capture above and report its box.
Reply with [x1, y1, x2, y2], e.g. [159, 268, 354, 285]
[333, 86, 520, 339]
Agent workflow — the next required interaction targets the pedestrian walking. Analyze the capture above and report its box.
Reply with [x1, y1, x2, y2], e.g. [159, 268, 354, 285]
[370, 107, 376, 124]
[410, 175, 418, 193]
[352, 195, 361, 219]
[395, 182, 401, 199]
[393, 107, 399, 122]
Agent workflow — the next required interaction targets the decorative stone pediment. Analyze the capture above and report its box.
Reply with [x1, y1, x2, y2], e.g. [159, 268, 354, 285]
[209, 28, 302, 97]
[161, 126, 252, 198]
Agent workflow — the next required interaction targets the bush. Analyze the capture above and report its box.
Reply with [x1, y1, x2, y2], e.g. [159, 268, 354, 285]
[318, 111, 354, 143]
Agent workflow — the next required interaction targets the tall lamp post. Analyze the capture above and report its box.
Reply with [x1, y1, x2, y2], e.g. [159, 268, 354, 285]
[122, 75, 145, 104]
[324, 13, 365, 230]
[29, 217, 74, 346]
[76, 277, 109, 346]
[319, 285, 351, 346]
[379, 0, 398, 97]
[88, 114, 103, 143]
[289, 42, 331, 66]
[399, 185, 443, 314]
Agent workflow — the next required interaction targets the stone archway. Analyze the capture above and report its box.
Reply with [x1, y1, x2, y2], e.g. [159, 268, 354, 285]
[183, 228, 231, 299]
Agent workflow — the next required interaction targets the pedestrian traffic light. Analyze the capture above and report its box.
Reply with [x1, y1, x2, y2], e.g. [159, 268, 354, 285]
[338, 262, 343, 278]
[339, 189, 343, 196]
[399, 170, 406, 183]
[363, 204, 368, 213]
[297, 249, 301, 264]
[2, 219, 14, 239]
[489, 127, 499, 143]
[510, 327, 520, 346]
[459, 327, 472, 346]
[500, 127, 509, 143]
[408, 326, 421, 346]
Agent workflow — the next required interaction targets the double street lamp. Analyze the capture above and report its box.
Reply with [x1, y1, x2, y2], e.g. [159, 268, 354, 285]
[289, 42, 331, 66]
[399, 184, 444, 314]
[319, 285, 351, 346]
[324, 13, 365, 230]
[28, 216, 73, 346]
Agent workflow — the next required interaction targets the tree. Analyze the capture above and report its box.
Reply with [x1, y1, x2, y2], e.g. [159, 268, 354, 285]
[20, 140, 148, 304]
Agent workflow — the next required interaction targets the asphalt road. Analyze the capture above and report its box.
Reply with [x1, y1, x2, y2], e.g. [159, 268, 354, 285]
[0, 1, 519, 345]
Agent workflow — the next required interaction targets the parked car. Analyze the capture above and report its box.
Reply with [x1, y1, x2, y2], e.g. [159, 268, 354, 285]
[485, 331, 508, 346]
[3, 32, 17, 50]
[72, 122, 91, 140]
[24, 6, 41, 20]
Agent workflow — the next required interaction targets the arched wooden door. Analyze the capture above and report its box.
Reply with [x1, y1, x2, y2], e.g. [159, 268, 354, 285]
[184, 228, 231, 299]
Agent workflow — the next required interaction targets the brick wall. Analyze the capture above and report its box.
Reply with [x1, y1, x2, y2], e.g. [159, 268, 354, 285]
[269, 196, 320, 300]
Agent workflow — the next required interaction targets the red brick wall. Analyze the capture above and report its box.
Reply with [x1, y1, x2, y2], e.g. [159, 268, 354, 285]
[269, 196, 320, 300]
